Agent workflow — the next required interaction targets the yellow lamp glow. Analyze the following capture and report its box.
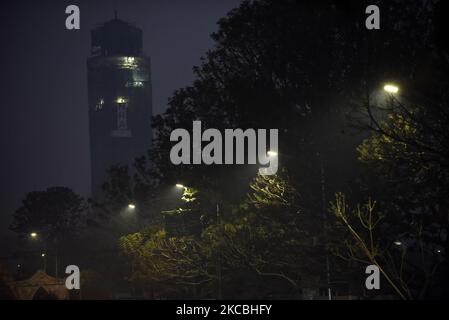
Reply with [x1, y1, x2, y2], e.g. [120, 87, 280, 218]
[384, 84, 399, 94]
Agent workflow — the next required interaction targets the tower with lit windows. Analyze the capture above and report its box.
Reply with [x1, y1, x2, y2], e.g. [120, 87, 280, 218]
[87, 16, 152, 198]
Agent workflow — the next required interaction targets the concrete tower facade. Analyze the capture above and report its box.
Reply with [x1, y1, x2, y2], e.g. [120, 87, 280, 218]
[87, 17, 152, 198]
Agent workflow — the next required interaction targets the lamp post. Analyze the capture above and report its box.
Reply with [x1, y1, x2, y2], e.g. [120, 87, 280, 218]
[176, 183, 223, 299]
[30, 232, 50, 274]
[41, 253, 47, 272]
[265, 150, 333, 300]
[216, 203, 222, 300]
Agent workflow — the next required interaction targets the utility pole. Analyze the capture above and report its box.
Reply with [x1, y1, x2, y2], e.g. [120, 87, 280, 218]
[43, 242, 47, 273]
[54, 238, 58, 278]
[319, 153, 332, 300]
[216, 203, 223, 300]
[42, 254, 47, 273]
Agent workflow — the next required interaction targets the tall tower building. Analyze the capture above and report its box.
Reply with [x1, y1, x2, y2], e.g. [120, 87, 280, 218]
[87, 17, 152, 198]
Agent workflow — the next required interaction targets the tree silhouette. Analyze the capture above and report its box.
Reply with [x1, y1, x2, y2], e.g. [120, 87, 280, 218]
[10, 186, 86, 242]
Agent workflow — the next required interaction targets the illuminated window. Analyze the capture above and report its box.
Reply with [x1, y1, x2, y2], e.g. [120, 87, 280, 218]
[125, 81, 144, 87]
[117, 103, 128, 130]
[122, 57, 137, 69]
[111, 101, 132, 137]
[95, 98, 104, 111]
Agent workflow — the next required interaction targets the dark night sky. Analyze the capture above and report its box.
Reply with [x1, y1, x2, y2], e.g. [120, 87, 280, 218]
[0, 0, 241, 240]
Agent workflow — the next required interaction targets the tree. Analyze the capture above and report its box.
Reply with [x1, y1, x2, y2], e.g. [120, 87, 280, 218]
[119, 229, 214, 298]
[10, 186, 86, 273]
[353, 69, 449, 298]
[331, 193, 443, 299]
[136, 0, 437, 227]
[10, 187, 86, 241]
[118, 170, 326, 298]
[116, 0, 442, 298]
[202, 170, 324, 298]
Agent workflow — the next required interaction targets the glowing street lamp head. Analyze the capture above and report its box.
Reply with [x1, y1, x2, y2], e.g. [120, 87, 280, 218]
[116, 97, 127, 104]
[267, 150, 278, 157]
[41, 253, 46, 257]
[30, 232, 37, 238]
[393, 241, 402, 246]
[176, 184, 185, 189]
[384, 84, 399, 94]
[128, 203, 136, 210]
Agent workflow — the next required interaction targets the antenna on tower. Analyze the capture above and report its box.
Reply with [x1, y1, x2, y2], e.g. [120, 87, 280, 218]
[113, 0, 118, 20]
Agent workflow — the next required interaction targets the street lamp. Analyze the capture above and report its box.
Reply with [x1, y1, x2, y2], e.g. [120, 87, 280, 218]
[116, 96, 127, 104]
[383, 84, 399, 94]
[41, 253, 47, 272]
[30, 232, 37, 238]
[176, 182, 221, 297]
[128, 203, 136, 210]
